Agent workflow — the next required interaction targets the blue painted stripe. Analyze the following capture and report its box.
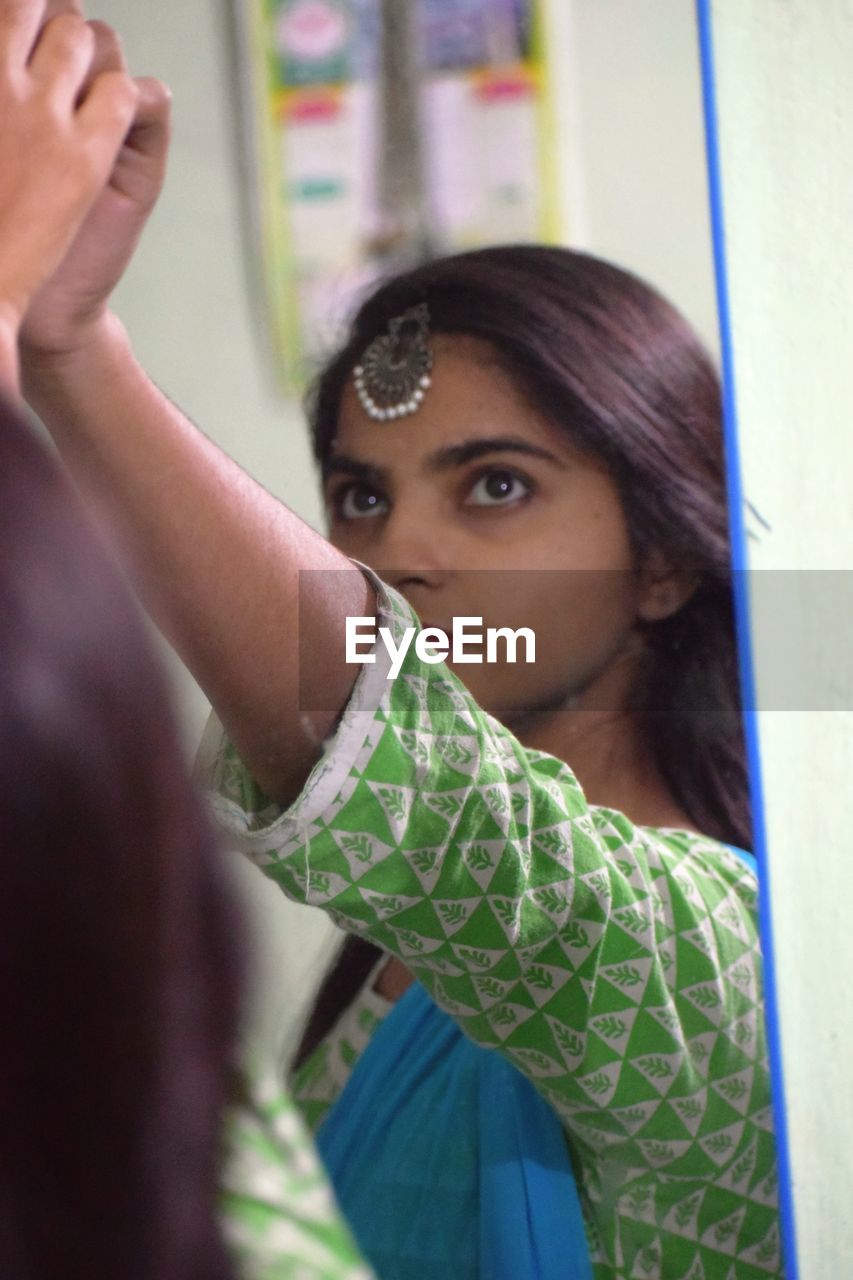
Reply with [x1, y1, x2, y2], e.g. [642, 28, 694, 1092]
[695, 4, 798, 1276]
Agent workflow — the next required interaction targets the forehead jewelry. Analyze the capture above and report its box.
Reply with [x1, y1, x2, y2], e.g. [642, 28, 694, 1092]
[353, 302, 433, 422]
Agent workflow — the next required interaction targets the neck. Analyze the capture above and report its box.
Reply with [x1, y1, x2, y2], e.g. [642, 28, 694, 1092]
[505, 642, 696, 834]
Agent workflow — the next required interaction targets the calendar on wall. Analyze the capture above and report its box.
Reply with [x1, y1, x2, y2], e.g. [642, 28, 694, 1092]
[234, 0, 561, 391]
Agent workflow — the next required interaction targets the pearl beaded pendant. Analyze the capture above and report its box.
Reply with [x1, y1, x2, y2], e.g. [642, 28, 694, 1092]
[353, 303, 433, 422]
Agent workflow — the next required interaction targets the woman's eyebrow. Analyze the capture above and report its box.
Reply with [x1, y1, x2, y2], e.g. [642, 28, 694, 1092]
[323, 437, 566, 484]
[322, 456, 386, 485]
[425, 437, 568, 472]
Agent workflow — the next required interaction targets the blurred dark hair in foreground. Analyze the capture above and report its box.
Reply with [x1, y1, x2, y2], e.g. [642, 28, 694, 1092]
[0, 395, 242, 1280]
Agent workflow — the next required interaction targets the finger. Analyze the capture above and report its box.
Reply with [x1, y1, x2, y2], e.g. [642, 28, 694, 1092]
[0, 0, 48, 66]
[80, 18, 126, 85]
[42, 0, 84, 20]
[125, 77, 172, 155]
[72, 18, 126, 112]
[29, 13, 95, 110]
[76, 68, 139, 161]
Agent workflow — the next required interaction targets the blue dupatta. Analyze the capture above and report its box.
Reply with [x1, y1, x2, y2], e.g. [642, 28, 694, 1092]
[315, 977, 593, 1279]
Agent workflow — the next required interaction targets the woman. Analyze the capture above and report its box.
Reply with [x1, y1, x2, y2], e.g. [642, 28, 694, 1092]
[14, 11, 780, 1278]
[200, 248, 778, 1280]
[292, 245, 751, 1088]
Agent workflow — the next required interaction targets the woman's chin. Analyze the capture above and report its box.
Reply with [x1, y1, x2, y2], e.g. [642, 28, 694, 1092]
[445, 664, 570, 730]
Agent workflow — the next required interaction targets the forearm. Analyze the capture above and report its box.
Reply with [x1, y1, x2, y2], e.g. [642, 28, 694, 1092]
[22, 313, 373, 803]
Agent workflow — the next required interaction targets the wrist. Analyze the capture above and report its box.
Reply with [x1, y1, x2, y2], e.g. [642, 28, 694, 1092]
[20, 310, 131, 404]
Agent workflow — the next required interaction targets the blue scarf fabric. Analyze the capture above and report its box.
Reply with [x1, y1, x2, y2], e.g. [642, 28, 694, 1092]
[316, 975, 592, 1279]
[315, 844, 755, 1279]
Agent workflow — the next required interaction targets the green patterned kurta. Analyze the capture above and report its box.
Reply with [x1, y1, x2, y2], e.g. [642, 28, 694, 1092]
[203, 568, 781, 1279]
[221, 1068, 373, 1279]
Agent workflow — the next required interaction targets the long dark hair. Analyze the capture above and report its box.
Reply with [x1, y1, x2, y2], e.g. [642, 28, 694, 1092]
[0, 396, 242, 1280]
[295, 245, 751, 1069]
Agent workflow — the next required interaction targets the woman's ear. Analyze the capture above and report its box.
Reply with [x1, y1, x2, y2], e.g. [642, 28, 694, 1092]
[636, 550, 700, 623]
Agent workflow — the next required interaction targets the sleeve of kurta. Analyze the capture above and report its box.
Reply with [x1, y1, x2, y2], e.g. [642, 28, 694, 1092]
[199, 565, 778, 1268]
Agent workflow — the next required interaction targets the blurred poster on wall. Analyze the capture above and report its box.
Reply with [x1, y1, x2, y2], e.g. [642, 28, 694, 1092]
[236, 0, 560, 390]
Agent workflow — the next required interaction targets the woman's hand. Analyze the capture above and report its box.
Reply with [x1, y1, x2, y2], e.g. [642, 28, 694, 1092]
[20, 16, 172, 363]
[0, 1, 139, 374]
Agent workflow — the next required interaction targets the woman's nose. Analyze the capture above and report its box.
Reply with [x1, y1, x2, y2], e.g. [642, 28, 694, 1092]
[368, 504, 452, 588]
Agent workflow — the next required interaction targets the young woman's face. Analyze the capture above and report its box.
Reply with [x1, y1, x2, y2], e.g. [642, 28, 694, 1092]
[324, 335, 651, 725]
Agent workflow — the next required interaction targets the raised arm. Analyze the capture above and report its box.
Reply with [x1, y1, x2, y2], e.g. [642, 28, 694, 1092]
[24, 320, 374, 804]
[18, 13, 374, 805]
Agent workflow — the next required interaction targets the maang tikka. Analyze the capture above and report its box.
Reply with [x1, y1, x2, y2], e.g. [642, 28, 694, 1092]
[353, 302, 433, 422]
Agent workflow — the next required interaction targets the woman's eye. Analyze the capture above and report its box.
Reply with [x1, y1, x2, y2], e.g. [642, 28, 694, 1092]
[465, 469, 532, 508]
[336, 484, 388, 520]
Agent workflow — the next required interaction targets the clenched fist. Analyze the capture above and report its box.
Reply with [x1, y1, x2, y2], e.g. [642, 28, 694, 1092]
[20, 11, 173, 363]
[0, 0, 138, 341]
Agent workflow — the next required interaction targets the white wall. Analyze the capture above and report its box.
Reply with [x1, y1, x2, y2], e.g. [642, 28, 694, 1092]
[553, 0, 718, 353]
[92, 0, 718, 1063]
[711, 3, 853, 1274]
